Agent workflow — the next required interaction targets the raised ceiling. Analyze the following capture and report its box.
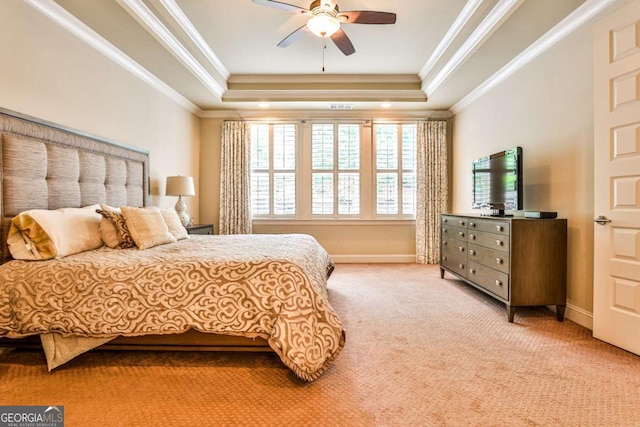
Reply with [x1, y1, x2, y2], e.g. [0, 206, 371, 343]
[33, 0, 610, 114]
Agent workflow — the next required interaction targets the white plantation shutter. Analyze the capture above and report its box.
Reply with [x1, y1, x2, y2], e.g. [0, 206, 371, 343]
[251, 125, 270, 215]
[311, 123, 361, 216]
[374, 123, 417, 217]
[312, 173, 334, 215]
[402, 124, 417, 215]
[250, 123, 297, 217]
[249, 120, 418, 220]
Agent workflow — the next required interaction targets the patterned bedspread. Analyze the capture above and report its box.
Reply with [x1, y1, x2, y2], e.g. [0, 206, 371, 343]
[0, 234, 344, 381]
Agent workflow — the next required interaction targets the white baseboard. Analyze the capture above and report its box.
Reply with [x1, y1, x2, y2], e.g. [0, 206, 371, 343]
[545, 303, 593, 330]
[564, 303, 593, 330]
[332, 254, 416, 263]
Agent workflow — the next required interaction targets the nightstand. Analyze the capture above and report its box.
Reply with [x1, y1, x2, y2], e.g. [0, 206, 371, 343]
[185, 224, 214, 235]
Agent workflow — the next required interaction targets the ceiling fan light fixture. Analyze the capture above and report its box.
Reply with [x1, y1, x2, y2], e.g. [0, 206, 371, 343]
[307, 13, 340, 38]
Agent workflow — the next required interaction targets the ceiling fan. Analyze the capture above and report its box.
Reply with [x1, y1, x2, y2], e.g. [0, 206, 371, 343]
[253, 0, 397, 56]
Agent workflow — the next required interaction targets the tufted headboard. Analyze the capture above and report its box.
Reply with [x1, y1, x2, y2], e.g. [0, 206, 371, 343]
[0, 107, 150, 263]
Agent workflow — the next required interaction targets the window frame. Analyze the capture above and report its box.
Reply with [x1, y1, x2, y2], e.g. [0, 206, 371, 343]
[249, 119, 418, 223]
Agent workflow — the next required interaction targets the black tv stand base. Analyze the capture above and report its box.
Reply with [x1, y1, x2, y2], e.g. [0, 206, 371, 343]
[481, 209, 512, 217]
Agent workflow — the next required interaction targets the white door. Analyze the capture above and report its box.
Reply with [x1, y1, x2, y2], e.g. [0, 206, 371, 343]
[593, 0, 640, 355]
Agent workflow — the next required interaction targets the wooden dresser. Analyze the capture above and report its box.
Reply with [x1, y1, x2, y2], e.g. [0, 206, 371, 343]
[440, 214, 567, 322]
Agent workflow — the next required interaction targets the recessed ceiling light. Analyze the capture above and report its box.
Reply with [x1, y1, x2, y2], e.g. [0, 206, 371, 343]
[258, 102, 270, 108]
[380, 103, 392, 108]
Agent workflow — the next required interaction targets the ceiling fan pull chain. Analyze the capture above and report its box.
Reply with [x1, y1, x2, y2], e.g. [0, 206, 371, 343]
[322, 38, 327, 72]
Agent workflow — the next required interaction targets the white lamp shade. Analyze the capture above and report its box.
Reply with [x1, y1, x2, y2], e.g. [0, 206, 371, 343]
[166, 176, 195, 196]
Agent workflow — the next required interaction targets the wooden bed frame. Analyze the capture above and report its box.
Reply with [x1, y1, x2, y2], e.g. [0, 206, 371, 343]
[0, 107, 270, 352]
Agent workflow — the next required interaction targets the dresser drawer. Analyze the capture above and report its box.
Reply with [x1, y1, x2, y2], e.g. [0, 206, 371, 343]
[442, 237, 468, 256]
[442, 224, 468, 241]
[468, 219, 510, 236]
[467, 230, 510, 252]
[467, 261, 509, 300]
[441, 248, 468, 278]
[468, 244, 510, 274]
[442, 215, 469, 228]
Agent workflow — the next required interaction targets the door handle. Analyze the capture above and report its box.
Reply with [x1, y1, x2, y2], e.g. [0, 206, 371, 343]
[594, 215, 612, 225]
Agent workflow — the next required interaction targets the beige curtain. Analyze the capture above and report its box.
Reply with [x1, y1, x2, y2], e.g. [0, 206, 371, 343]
[416, 120, 448, 264]
[219, 121, 252, 235]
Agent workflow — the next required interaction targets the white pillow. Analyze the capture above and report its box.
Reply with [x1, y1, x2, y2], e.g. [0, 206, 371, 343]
[160, 209, 189, 241]
[7, 205, 103, 260]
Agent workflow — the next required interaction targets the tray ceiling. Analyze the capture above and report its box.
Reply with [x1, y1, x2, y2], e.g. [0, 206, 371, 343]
[37, 0, 612, 115]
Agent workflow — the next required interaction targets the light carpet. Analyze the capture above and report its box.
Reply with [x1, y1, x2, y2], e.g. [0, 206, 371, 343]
[1, 263, 639, 426]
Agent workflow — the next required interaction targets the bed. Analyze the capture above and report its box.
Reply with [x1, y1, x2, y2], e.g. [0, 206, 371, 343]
[0, 108, 345, 381]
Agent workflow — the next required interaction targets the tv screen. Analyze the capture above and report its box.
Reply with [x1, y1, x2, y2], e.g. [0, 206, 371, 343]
[472, 147, 523, 215]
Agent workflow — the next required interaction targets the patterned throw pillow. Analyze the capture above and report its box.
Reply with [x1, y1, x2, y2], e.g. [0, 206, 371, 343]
[95, 204, 136, 249]
[121, 206, 177, 250]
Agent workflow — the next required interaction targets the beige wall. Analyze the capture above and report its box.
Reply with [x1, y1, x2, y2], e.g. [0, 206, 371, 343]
[0, 1, 200, 218]
[451, 24, 595, 320]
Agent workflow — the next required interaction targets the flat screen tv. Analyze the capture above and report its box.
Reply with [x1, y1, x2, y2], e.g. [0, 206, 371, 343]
[472, 147, 523, 217]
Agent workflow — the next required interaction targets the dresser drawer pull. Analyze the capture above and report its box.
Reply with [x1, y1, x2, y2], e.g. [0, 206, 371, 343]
[443, 241, 447, 246]
[443, 218, 448, 223]
[459, 220, 465, 226]
[496, 258, 503, 264]
[496, 225, 504, 232]
[469, 268, 475, 274]
[443, 256, 447, 261]
[443, 228, 447, 233]
[458, 263, 465, 270]
[469, 249, 475, 255]
[495, 280, 503, 286]
[469, 222, 475, 228]
[459, 231, 465, 238]
[496, 239, 503, 246]
[469, 234, 476, 240]
[459, 246, 465, 252]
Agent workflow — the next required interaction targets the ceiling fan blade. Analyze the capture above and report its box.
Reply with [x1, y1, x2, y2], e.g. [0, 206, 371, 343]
[340, 11, 397, 25]
[331, 29, 355, 56]
[277, 24, 309, 48]
[252, 0, 308, 13]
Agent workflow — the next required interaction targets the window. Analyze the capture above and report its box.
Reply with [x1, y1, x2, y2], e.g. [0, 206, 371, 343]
[374, 123, 417, 216]
[251, 121, 417, 221]
[311, 123, 360, 216]
[250, 123, 297, 217]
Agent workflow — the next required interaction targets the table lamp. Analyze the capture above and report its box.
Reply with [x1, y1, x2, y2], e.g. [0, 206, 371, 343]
[166, 175, 195, 227]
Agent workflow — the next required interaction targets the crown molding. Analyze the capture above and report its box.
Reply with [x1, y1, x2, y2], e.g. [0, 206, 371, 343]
[158, 0, 230, 80]
[24, 0, 202, 115]
[199, 108, 450, 120]
[222, 89, 427, 103]
[422, 0, 525, 96]
[419, 0, 483, 80]
[115, 0, 227, 98]
[449, 0, 618, 114]
[229, 74, 421, 84]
